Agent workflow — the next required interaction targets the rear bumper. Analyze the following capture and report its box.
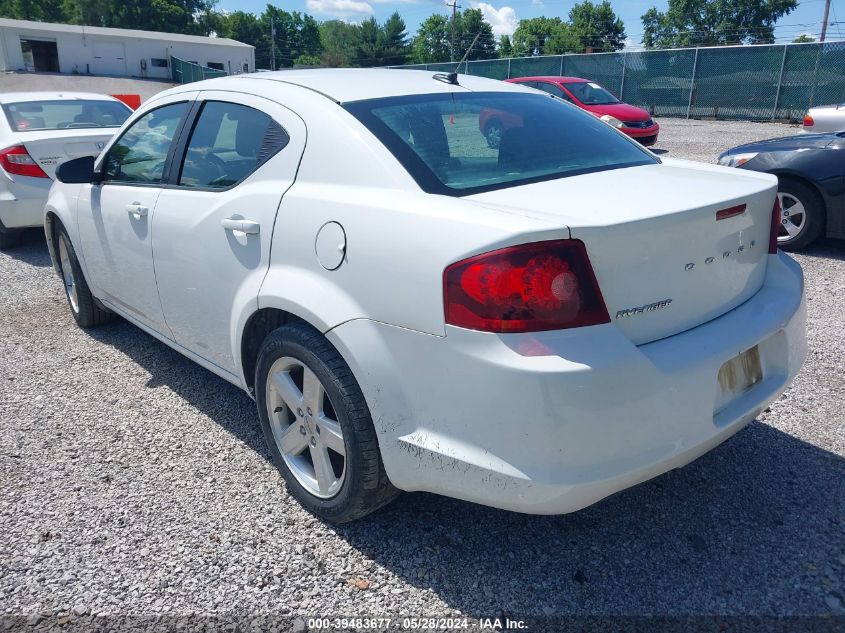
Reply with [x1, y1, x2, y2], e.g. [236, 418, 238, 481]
[0, 172, 51, 229]
[328, 251, 806, 514]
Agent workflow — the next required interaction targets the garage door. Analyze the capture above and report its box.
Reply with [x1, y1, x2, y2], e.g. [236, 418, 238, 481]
[92, 41, 126, 76]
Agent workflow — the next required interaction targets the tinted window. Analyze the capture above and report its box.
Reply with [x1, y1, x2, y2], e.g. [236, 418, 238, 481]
[104, 102, 187, 184]
[345, 92, 656, 196]
[535, 82, 571, 101]
[178, 101, 288, 189]
[563, 82, 620, 105]
[3, 99, 131, 132]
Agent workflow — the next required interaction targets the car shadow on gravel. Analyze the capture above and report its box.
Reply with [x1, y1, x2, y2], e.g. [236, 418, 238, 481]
[334, 421, 844, 616]
[795, 239, 845, 261]
[2, 229, 52, 268]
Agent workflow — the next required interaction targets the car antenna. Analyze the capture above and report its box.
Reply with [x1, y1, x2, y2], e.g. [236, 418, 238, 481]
[433, 31, 482, 86]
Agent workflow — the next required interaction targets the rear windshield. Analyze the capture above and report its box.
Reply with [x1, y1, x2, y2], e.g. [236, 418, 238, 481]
[344, 91, 655, 196]
[563, 82, 620, 105]
[3, 99, 132, 132]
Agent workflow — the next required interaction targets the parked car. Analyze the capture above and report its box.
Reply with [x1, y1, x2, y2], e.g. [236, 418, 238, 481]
[498, 76, 659, 146]
[718, 133, 845, 250]
[801, 103, 845, 134]
[46, 69, 805, 523]
[0, 92, 132, 249]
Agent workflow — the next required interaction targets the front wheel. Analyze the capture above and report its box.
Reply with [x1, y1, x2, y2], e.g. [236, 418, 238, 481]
[55, 225, 112, 328]
[254, 322, 397, 523]
[776, 180, 825, 251]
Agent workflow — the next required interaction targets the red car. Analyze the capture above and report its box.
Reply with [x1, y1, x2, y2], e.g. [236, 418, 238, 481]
[479, 76, 659, 148]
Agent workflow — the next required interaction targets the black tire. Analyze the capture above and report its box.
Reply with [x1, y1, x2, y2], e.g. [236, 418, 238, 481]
[485, 119, 504, 149]
[0, 226, 22, 250]
[254, 321, 397, 523]
[776, 178, 825, 251]
[54, 224, 113, 328]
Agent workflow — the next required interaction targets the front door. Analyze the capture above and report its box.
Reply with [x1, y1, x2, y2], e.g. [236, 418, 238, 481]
[77, 96, 194, 334]
[152, 92, 305, 372]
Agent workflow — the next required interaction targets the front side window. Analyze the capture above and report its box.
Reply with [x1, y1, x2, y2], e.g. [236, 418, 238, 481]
[3, 99, 131, 132]
[563, 82, 620, 105]
[103, 102, 187, 184]
[178, 101, 288, 189]
[345, 92, 655, 196]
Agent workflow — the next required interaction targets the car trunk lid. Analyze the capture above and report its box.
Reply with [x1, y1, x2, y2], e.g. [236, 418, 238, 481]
[14, 128, 115, 179]
[465, 159, 777, 345]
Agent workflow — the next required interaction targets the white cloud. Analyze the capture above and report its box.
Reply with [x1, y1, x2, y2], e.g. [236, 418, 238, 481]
[472, 2, 518, 37]
[306, 0, 374, 17]
[531, 0, 544, 7]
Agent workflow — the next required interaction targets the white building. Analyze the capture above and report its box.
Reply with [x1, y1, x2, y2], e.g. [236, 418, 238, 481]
[0, 18, 254, 79]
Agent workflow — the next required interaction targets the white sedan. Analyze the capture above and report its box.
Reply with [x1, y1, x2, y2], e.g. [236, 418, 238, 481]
[801, 103, 845, 133]
[44, 69, 807, 522]
[0, 92, 132, 249]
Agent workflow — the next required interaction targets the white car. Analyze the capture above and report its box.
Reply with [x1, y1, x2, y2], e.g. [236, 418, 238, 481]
[801, 103, 845, 134]
[44, 69, 807, 522]
[0, 92, 132, 249]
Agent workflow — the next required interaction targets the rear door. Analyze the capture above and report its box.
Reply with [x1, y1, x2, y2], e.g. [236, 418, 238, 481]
[77, 94, 196, 334]
[151, 92, 305, 373]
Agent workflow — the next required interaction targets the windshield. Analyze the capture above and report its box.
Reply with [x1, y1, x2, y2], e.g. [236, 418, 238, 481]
[563, 82, 620, 105]
[344, 91, 655, 196]
[3, 99, 132, 132]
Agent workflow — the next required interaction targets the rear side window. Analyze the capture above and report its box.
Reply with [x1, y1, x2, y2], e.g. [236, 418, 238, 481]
[178, 101, 289, 189]
[2, 99, 131, 131]
[345, 91, 656, 196]
[536, 82, 572, 102]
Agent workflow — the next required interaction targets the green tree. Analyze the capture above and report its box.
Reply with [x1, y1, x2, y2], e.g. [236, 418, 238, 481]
[353, 12, 408, 67]
[261, 6, 321, 68]
[411, 14, 450, 63]
[319, 20, 360, 67]
[569, 0, 625, 51]
[215, 11, 268, 65]
[641, 0, 798, 48]
[0, 0, 69, 22]
[792, 33, 815, 43]
[453, 8, 496, 61]
[497, 34, 513, 58]
[512, 17, 573, 56]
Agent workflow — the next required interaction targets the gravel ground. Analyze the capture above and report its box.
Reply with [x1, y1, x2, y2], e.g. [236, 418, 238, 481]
[1, 118, 843, 630]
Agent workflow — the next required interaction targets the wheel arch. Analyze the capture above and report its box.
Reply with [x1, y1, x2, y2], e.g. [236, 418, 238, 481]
[768, 170, 828, 213]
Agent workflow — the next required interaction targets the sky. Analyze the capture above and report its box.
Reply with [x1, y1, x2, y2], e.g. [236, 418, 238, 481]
[224, 0, 844, 47]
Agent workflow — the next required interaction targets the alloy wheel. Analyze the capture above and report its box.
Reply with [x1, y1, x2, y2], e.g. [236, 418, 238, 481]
[776, 192, 807, 243]
[265, 356, 346, 499]
[58, 236, 79, 314]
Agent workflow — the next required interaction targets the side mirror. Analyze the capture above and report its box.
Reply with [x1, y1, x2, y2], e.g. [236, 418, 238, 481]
[55, 155, 96, 184]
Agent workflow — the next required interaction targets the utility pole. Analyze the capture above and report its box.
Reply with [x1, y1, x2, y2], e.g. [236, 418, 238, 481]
[446, 0, 461, 62]
[270, 16, 277, 71]
[820, 0, 831, 42]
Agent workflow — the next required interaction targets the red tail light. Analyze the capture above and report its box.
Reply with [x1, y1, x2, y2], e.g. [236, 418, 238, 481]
[803, 114, 814, 127]
[444, 239, 610, 333]
[0, 145, 49, 178]
[769, 197, 781, 254]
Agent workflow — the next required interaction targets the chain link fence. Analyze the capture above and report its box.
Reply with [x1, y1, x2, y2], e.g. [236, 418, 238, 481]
[171, 56, 227, 84]
[392, 41, 845, 121]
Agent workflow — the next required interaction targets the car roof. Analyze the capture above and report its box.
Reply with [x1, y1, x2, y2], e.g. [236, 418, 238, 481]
[509, 76, 589, 83]
[0, 92, 122, 105]
[182, 68, 531, 104]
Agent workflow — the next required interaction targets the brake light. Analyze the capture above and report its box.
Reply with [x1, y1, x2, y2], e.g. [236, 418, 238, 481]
[444, 239, 610, 333]
[0, 145, 49, 178]
[769, 197, 781, 254]
[803, 114, 814, 127]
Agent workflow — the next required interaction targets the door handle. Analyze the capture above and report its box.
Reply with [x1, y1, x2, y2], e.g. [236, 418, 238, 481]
[126, 202, 148, 217]
[221, 217, 260, 235]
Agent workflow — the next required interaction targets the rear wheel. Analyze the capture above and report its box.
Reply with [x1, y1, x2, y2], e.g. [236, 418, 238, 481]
[254, 322, 397, 523]
[55, 225, 112, 328]
[776, 179, 825, 251]
[485, 120, 504, 149]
